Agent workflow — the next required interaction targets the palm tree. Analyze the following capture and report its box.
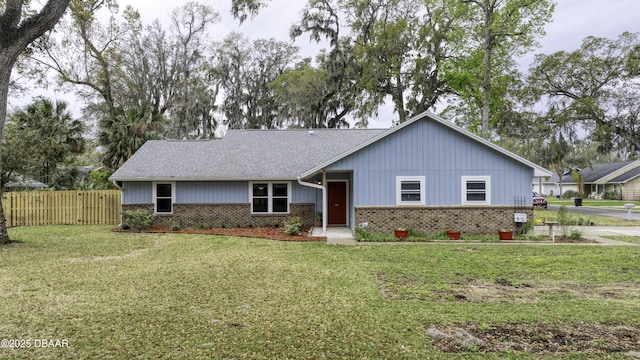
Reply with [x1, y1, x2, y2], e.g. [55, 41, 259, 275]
[99, 105, 166, 170]
[6, 97, 86, 185]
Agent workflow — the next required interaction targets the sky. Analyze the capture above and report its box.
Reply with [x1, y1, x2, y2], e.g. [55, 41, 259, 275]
[9, 0, 640, 129]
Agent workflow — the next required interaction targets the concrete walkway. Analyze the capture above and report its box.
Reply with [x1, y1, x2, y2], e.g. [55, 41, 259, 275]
[312, 226, 640, 246]
[311, 227, 357, 245]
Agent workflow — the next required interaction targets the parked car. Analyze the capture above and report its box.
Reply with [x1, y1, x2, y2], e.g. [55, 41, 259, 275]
[533, 191, 548, 209]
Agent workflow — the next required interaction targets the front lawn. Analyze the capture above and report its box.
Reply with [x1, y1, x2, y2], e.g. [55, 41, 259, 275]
[1, 226, 639, 358]
[534, 209, 640, 226]
[547, 198, 640, 208]
[602, 236, 640, 245]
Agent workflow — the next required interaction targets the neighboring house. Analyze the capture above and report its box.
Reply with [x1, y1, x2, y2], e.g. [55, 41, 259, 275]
[537, 161, 640, 200]
[110, 111, 552, 235]
[5, 176, 48, 191]
[533, 171, 578, 198]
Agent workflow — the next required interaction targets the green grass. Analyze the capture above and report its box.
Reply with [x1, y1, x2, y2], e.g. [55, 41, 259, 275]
[535, 209, 640, 226]
[1, 225, 640, 359]
[602, 236, 640, 245]
[547, 198, 640, 208]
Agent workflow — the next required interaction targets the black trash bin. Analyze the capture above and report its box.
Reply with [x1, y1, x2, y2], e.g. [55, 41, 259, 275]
[574, 197, 582, 206]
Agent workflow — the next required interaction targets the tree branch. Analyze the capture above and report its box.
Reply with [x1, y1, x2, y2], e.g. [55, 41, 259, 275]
[1, 0, 71, 56]
[1, 0, 24, 30]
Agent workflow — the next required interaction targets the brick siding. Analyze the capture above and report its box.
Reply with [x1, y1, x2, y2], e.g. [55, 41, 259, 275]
[121, 203, 314, 228]
[355, 206, 534, 235]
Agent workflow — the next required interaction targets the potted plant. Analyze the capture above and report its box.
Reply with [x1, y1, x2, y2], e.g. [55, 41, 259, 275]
[315, 211, 322, 227]
[446, 230, 461, 240]
[498, 229, 513, 240]
[394, 228, 409, 239]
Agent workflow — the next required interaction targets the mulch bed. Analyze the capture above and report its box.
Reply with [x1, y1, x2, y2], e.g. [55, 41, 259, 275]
[114, 226, 326, 242]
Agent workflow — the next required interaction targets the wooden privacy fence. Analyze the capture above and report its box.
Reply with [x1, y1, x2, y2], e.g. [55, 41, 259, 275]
[1, 190, 121, 227]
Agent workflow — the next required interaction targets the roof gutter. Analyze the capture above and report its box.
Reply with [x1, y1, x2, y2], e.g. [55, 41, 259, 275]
[297, 173, 326, 237]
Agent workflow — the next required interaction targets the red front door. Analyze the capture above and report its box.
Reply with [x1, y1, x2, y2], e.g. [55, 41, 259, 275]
[327, 182, 347, 225]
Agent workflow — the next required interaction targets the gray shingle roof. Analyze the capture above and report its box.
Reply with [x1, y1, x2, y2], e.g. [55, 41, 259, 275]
[109, 128, 385, 181]
[110, 111, 552, 182]
[610, 165, 640, 183]
[546, 161, 640, 184]
[579, 161, 635, 182]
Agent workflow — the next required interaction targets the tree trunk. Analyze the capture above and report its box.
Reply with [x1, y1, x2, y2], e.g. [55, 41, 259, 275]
[0, 0, 72, 244]
[0, 193, 8, 244]
[481, 2, 492, 138]
[557, 170, 564, 199]
[0, 56, 13, 244]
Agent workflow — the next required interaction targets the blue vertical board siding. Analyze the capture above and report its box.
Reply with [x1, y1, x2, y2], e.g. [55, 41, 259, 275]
[122, 182, 152, 204]
[327, 119, 533, 206]
[291, 182, 317, 203]
[176, 181, 248, 203]
[123, 181, 317, 205]
[175, 181, 317, 204]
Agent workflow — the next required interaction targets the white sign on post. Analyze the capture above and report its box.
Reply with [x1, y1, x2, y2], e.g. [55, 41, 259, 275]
[514, 213, 527, 223]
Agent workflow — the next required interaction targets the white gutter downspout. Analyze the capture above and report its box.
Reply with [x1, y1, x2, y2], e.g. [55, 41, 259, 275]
[297, 172, 327, 236]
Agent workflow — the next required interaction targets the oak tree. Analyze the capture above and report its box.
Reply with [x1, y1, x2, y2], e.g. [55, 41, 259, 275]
[0, 0, 71, 244]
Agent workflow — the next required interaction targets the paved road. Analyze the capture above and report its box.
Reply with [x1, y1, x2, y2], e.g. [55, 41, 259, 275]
[548, 204, 640, 221]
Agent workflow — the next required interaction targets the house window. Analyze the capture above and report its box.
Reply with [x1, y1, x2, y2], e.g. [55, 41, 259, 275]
[251, 182, 290, 213]
[154, 182, 175, 214]
[462, 176, 491, 205]
[252, 183, 269, 212]
[396, 176, 425, 205]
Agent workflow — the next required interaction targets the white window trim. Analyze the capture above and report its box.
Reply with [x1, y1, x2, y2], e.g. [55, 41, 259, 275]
[249, 181, 291, 214]
[461, 176, 491, 205]
[396, 176, 426, 205]
[153, 182, 175, 214]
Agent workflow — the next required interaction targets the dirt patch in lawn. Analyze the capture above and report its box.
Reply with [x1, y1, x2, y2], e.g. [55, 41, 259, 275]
[377, 273, 640, 303]
[444, 277, 640, 303]
[425, 322, 640, 355]
[115, 226, 326, 242]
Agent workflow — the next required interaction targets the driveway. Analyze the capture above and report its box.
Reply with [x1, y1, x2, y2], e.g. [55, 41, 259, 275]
[547, 204, 640, 221]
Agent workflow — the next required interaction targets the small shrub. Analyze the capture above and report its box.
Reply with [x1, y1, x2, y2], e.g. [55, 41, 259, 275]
[355, 225, 373, 240]
[431, 230, 450, 240]
[121, 210, 156, 232]
[284, 216, 302, 236]
[569, 229, 583, 241]
[557, 205, 573, 238]
[602, 191, 622, 200]
[407, 226, 427, 238]
[562, 190, 580, 199]
[516, 220, 533, 236]
[193, 214, 204, 227]
[170, 219, 183, 232]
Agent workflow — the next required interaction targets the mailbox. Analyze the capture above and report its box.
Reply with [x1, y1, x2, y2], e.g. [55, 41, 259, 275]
[624, 203, 635, 220]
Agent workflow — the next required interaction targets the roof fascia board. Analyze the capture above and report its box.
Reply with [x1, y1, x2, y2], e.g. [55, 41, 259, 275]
[110, 177, 299, 182]
[300, 111, 552, 179]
